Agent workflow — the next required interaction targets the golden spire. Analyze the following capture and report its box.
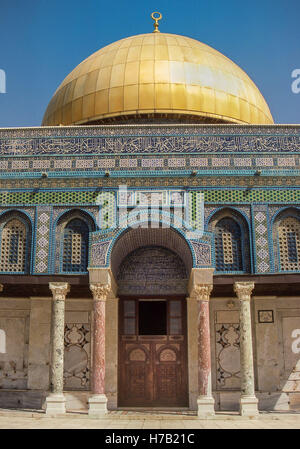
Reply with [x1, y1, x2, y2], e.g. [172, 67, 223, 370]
[151, 11, 162, 33]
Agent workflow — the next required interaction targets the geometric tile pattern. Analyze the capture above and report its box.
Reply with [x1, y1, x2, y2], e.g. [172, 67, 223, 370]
[0, 188, 299, 206]
[252, 205, 271, 273]
[34, 206, 52, 273]
[188, 191, 204, 232]
[1, 154, 300, 176]
[97, 191, 116, 229]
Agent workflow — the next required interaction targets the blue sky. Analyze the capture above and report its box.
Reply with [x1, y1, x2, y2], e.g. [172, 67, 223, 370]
[0, 0, 299, 127]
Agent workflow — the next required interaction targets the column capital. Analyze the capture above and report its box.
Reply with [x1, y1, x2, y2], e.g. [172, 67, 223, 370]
[90, 283, 111, 302]
[190, 284, 213, 301]
[49, 282, 70, 301]
[234, 282, 254, 301]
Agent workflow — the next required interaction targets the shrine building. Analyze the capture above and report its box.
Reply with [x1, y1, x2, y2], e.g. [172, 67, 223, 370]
[0, 13, 299, 417]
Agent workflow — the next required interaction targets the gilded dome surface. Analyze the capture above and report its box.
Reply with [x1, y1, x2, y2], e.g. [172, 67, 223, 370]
[42, 32, 273, 126]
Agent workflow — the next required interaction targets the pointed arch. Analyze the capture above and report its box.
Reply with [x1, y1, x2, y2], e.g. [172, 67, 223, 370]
[54, 209, 96, 274]
[208, 207, 251, 273]
[273, 208, 300, 272]
[0, 210, 32, 273]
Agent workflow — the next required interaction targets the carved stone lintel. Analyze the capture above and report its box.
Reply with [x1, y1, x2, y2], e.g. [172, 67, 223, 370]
[90, 283, 111, 302]
[49, 282, 70, 301]
[190, 284, 213, 301]
[234, 282, 254, 301]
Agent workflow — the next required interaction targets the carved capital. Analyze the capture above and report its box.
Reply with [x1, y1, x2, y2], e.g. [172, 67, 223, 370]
[90, 283, 111, 302]
[49, 282, 70, 301]
[190, 284, 213, 301]
[234, 282, 254, 301]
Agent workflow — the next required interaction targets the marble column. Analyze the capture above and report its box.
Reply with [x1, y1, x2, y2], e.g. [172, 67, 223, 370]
[191, 284, 215, 418]
[45, 282, 69, 414]
[234, 281, 259, 417]
[88, 283, 110, 416]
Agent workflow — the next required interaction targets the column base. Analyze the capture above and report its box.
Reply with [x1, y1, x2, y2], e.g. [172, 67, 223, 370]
[45, 393, 66, 415]
[240, 395, 259, 417]
[88, 394, 108, 417]
[197, 395, 215, 418]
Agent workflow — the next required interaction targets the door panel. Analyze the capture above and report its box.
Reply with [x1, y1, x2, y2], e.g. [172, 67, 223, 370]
[119, 297, 188, 407]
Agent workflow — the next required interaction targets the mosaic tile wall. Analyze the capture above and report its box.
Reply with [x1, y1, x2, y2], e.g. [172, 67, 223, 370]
[34, 206, 52, 274]
[0, 125, 299, 276]
[252, 205, 272, 273]
[0, 188, 299, 207]
[0, 198, 299, 275]
[1, 154, 300, 176]
[0, 124, 300, 157]
[117, 246, 188, 295]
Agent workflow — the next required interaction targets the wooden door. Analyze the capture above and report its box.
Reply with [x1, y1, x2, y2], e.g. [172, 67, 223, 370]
[118, 297, 188, 407]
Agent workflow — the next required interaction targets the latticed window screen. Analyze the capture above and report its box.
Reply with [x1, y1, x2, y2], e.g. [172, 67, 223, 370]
[215, 218, 243, 272]
[62, 219, 89, 272]
[0, 219, 27, 272]
[278, 217, 300, 270]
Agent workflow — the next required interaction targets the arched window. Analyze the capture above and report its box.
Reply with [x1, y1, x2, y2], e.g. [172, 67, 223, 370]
[62, 218, 89, 273]
[278, 217, 300, 271]
[214, 217, 243, 272]
[0, 218, 29, 273]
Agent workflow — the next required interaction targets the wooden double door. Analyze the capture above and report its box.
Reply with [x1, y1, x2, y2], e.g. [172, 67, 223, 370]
[118, 297, 188, 407]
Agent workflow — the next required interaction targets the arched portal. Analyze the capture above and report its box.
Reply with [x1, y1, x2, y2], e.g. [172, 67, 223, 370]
[111, 227, 192, 407]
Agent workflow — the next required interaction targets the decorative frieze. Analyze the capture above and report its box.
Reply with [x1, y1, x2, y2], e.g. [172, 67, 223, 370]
[0, 125, 300, 156]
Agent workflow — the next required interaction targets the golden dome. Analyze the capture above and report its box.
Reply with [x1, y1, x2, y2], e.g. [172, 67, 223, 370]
[42, 32, 273, 126]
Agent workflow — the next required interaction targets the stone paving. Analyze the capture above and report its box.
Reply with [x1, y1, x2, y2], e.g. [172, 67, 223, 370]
[0, 409, 299, 429]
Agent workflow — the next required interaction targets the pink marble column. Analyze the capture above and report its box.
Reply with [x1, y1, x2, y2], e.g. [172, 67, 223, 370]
[88, 283, 110, 415]
[192, 284, 215, 417]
